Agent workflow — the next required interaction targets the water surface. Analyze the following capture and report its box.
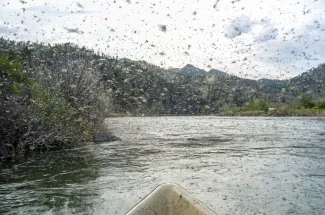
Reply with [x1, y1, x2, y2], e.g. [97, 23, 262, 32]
[1, 117, 325, 214]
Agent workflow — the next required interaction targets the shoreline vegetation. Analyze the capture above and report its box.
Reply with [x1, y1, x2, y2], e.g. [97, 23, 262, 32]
[109, 96, 325, 117]
[0, 40, 117, 160]
[107, 110, 325, 117]
[107, 112, 325, 117]
[217, 97, 325, 117]
[1, 38, 325, 160]
[218, 109, 325, 117]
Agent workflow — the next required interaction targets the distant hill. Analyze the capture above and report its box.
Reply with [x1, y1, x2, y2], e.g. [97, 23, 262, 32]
[287, 64, 325, 98]
[179, 64, 206, 77]
[208, 69, 227, 77]
[1, 38, 324, 115]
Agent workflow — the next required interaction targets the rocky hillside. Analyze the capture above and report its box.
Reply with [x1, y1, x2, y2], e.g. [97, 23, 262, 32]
[1, 38, 324, 115]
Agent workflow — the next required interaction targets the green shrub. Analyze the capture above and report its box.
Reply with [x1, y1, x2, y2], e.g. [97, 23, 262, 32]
[267, 105, 293, 116]
[292, 109, 318, 116]
[236, 110, 266, 116]
[316, 100, 325, 109]
[243, 98, 268, 113]
[0, 55, 29, 97]
[298, 93, 315, 109]
[0, 53, 107, 160]
[217, 110, 236, 116]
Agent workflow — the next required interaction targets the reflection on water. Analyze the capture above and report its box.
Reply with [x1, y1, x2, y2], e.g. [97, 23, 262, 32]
[1, 116, 325, 214]
[0, 148, 100, 214]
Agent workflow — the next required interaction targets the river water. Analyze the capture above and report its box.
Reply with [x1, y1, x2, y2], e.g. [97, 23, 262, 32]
[1, 116, 325, 215]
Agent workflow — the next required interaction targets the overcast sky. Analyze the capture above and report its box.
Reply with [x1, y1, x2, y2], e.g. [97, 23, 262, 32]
[0, 0, 325, 79]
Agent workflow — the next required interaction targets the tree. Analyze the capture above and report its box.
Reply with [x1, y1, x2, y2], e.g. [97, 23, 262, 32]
[255, 98, 269, 113]
[299, 93, 315, 109]
[0, 54, 29, 97]
[316, 100, 325, 109]
[244, 98, 268, 112]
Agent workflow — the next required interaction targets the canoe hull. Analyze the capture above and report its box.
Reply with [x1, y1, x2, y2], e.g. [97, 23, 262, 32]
[126, 184, 217, 215]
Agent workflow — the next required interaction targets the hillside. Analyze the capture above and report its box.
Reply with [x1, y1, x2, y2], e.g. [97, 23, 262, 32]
[1, 38, 325, 116]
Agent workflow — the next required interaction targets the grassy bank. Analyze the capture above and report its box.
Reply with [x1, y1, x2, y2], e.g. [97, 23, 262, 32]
[218, 97, 325, 117]
[218, 109, 325, 117]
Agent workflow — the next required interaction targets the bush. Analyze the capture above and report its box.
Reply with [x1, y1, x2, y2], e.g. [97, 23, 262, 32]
[235, 110, 266, 116]
[217, 110, 236, 116]
[292, 109, 318, 116]
[0, 55, 29, 97]
[0, 52, 109, 160]
[244, 98, 268, 113]
[255, 99, 269, 113]
[316, 100, 325, 109]
[267, 105, 293, 116]
[298, 93, 315, 109]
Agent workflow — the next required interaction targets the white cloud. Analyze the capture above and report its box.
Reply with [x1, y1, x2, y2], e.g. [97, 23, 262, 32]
[225, 15, 278, 42]
[251, 20, 278, 42]
[225, 15, 253, 38]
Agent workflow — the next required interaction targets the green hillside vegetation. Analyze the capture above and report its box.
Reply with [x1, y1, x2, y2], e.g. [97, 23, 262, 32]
[219, 94, 325, 116]
[1, 38, 325, 159]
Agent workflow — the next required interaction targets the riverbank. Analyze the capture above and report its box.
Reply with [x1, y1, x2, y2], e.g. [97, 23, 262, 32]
[107, 109, 325, 117]
[217, 109, 325, 117]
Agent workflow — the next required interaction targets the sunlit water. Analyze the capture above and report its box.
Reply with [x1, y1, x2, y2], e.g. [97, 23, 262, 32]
[1, 117, 325, 215]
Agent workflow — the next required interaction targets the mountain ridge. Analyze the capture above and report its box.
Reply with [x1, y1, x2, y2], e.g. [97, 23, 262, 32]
[1, 38, 324, 115]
